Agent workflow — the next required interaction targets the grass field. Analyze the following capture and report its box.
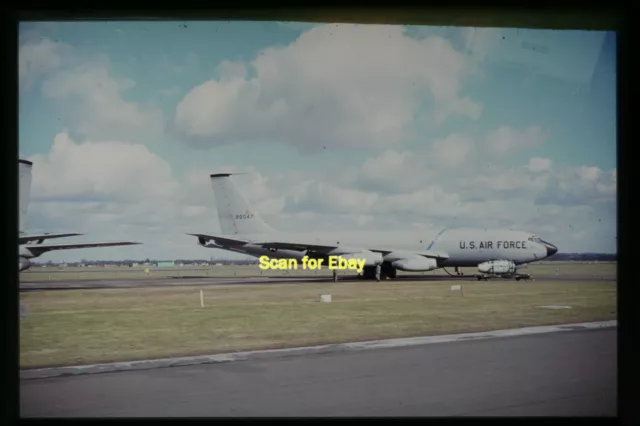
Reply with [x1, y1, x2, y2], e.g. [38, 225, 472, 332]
[20, 278, 616, 369]
[20, 261, 617, 281]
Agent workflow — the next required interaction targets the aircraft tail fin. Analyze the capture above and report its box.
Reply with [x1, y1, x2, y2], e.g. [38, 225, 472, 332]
[209, 173, 275, 235]
[19, 159, 33, 233]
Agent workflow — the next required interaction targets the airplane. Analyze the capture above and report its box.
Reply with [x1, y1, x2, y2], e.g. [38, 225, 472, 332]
[18, 159, 141, 272]
[189, 173, 558, 281]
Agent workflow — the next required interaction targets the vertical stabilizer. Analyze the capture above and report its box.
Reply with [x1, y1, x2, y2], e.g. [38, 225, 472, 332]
[19, 159, 33, 233]
[209, 173, 275, 235]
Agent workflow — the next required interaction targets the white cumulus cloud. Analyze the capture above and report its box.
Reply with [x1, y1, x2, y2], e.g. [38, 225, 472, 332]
[528, 157, 552, 173]
[172, 23, 483, 154]
[19, 37, 72, 90]
[19, 37, 164, 142]
[486, 125, 547, 155]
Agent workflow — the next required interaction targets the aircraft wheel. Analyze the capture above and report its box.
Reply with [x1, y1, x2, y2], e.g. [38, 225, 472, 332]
[515, 277, 521, 281]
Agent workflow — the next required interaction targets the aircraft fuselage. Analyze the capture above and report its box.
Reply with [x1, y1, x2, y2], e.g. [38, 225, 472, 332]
[200, 228, 556, 269]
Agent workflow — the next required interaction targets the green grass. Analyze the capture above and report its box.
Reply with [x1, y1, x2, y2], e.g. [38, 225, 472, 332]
[20, 279, 616, 369]
[19, 262, 617, 281]
[19, 265, 346, 281]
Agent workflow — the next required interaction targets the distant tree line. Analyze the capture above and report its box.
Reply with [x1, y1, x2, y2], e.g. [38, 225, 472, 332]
[546, 253, 617, 262]
[32, 258, 259, 267]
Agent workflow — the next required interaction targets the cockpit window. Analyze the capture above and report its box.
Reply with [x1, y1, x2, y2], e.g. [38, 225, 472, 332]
[528, 236, 542, 243]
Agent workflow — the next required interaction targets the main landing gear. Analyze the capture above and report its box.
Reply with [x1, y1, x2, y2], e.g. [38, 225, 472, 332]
[454, 266, 464, 276]
[357, 265, 397, 281]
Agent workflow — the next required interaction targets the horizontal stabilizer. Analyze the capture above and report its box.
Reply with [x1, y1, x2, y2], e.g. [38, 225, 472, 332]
[23, 241, 141, 257]
[209, 172, 251, 178]
[187, 233, 249, 246]
[19, 232, 84, 245]
[256, 241, 339, 252]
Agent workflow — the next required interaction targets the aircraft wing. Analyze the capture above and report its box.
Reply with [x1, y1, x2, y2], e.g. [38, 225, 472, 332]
[191, 233, 449, 260]
[253, 241, 344, 252]
[190, 233, 345, 252]
[368, 248, 450, 260]
[19, 232, 83, 245]
[254, 240, 449, 259]
[23, 241, 141, 257]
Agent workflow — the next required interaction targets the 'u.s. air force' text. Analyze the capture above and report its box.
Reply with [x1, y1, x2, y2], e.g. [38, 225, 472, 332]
[459, 240, 528, 249]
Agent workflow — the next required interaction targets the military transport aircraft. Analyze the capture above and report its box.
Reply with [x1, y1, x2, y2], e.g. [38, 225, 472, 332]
[189, 173, 558, 281]
[18, 159, 141, 272]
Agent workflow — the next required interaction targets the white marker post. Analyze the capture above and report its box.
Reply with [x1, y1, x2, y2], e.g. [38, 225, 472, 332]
[200, 290, 204, 308]
[450, 284, 464, 297]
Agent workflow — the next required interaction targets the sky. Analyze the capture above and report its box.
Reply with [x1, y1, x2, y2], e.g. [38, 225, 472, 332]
[18, 21, 617, 261]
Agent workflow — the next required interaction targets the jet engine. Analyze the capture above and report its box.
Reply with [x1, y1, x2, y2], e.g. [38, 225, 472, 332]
[326, 247, 383, 266]
[477, 260, 516, 275]
[19, 257, 31, 272]
[391, 256, 438, 272]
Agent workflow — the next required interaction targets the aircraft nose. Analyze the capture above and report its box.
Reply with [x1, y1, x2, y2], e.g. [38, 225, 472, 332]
[543, 241, 558, 257]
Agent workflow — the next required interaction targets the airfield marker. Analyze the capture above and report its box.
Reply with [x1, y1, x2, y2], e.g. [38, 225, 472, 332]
[200, 290, 204, 308]
[450, 284, 465, 297]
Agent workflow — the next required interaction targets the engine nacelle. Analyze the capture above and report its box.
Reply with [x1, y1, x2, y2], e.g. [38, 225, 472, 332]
[391, 256, 438, 272]
[19, 257, 31, 272]
[327, 248, 382, 267]
[478, 260, 516, 275]
[382, 251, 412, 263]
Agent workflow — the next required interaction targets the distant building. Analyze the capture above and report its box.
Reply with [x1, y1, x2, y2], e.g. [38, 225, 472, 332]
[157, 261, 174, 267]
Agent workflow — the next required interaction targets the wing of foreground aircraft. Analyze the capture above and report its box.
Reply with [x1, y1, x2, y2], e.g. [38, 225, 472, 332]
[22, 241, 142, 257]
[19, 233, 84, 245]
[188, 232, 450, 260]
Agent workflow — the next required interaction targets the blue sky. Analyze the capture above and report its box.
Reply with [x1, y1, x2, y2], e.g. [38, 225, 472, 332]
[18, 21, 617, 261]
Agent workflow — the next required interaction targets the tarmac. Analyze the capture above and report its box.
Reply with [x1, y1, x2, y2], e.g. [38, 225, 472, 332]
[20, 326, 617, 417]
[19, 272, 616, 292]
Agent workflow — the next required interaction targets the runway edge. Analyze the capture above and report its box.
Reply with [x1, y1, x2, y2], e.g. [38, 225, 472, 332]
[20, 320, 617, 380]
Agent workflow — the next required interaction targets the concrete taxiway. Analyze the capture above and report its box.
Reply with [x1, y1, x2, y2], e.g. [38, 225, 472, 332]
[20, 327, 616, 417]
[19, 272, 616, 292]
